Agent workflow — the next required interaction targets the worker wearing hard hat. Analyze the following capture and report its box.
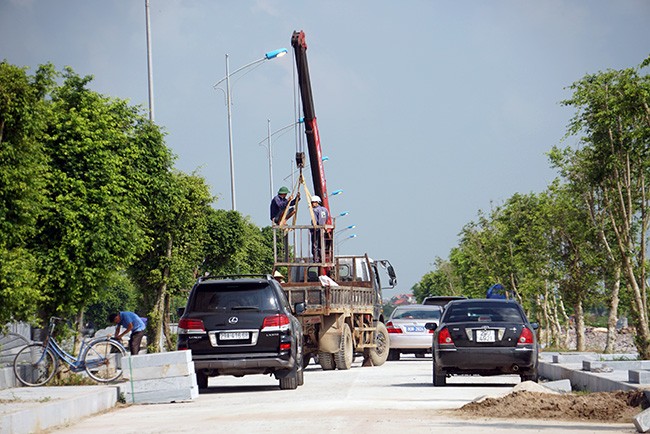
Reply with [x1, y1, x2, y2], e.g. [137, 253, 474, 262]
[310, 195, 329, 262]
[270, 186, 300, 224]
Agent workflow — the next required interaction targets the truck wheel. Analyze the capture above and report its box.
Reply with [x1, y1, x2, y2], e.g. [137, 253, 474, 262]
[335, 323, 353, 370]
[318, 351, 336, 370]
[368, 322, 389, 366]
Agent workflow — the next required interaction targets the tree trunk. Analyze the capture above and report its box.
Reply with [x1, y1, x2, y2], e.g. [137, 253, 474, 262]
[74, 310, 84, 355]
[604, 266, 621, 354]
[557, 298, 571, 348]
[163, 293, 175, 351]
[150, 235, 173, 353]
[551, 294, 563, 346]
[538, 294, 551, 348]
[575, 299, 585, 352]
[622, 256, 650, 358]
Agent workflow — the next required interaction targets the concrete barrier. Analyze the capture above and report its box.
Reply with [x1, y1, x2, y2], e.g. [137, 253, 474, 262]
[543, 379, 572, 393]
[539, 360, 637, 392]
[551, 353, 601, 364]
[117, 350, 197, 404]
[583, 360, 650, 372]
[634, 407, 650, 432]
[0, 366, 18, 390]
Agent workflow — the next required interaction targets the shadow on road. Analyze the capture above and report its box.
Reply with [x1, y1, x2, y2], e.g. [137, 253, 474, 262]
[199, 384, 281, 394]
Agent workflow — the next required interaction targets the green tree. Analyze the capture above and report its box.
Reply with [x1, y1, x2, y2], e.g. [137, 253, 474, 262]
[84, 271, 139, 330]
[558, 58, 650, 357]
[201, 210, 275, 276]
[0, 62, 55, 324]
[413, 257, 462, 302]
[543, 181, 606, 350]
[35, 67, 155, 325]
[130, 171, 213, 352]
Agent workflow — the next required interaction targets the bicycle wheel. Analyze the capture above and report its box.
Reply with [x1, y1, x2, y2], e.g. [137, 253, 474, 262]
[83, 339, 125, 382]
[13, 344, 57, 387]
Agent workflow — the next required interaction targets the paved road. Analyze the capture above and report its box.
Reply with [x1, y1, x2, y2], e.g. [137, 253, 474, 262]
[51, 356, 634, 434]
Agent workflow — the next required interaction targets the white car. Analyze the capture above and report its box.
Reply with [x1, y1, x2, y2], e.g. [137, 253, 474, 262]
[386, 304, 442, 360]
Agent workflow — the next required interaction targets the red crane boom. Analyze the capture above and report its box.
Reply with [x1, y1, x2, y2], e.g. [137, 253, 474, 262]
[291, 30, 331, 223]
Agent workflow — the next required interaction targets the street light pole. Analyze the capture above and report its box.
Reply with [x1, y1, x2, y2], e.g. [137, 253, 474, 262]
[225, 54, 236, 210]
[144, 0, 154, 121]
[214, 48, 288, 211]
[261, 118, 304, 201]
[267, 119, 273, 200]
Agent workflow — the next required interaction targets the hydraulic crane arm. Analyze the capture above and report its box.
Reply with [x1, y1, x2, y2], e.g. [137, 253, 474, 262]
[291, 30, 331, 222]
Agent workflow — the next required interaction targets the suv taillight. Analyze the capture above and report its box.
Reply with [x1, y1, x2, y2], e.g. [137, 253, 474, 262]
[262, 314, 290, 332]
[438, 327, 454, 345]
[178, 318, 206, 334]
[517, 327, 534, 345]
[386, 321, 402, 334]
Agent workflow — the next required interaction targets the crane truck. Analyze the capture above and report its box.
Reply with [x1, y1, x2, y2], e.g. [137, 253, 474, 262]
[272, 30, 397, 370]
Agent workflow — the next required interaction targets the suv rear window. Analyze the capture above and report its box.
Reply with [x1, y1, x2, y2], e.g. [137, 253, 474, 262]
[188, 282, 279, 312]
[444, 302, 524, 323]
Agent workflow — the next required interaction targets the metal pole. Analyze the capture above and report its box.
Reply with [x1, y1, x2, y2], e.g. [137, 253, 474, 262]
[145, 0, 154, 121]
[267, 119, 273, 200]
[225, 54, 236, 211]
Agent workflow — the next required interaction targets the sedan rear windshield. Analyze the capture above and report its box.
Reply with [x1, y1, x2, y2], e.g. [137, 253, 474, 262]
[189, 282, 279, 312]
[392, 309, 441, 320]
[444, 302, 524, 323]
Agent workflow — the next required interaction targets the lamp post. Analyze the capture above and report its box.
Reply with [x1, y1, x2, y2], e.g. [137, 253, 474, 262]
[214, 48, 288, 211]
[260, 118, 303, 200]
[144, 0, 154, 121]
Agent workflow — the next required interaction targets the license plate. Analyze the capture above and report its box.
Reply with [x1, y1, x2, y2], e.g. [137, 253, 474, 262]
[476, 329, 495, 342]
[220, 332, 249, 340]
[405, 326, 425, 333]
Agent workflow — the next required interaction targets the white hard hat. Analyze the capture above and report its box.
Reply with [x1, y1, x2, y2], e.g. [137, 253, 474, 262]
[311, 195, 321, 203]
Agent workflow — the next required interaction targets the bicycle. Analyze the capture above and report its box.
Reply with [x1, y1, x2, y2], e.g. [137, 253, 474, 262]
[13, 317, 126, 386]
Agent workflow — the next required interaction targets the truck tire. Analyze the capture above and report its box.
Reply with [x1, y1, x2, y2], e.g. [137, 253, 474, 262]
[318, 351, 336, 370]
[368, 322, 389, 366]
[335, 323, 353, 370]
[302, 353, 312, 369]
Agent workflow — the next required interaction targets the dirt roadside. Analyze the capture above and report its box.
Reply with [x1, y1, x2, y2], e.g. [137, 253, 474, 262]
[456, 328, 645, 423]
[457, 389, 647, 423]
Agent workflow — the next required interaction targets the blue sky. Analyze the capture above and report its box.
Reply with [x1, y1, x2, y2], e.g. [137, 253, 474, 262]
[2, 1, 648, 297]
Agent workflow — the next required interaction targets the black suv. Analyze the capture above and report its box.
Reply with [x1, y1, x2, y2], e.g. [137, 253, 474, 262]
[177, 274, 305, 390]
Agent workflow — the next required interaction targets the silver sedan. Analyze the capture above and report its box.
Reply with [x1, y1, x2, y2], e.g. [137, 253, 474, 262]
[386, 304, 442, 360]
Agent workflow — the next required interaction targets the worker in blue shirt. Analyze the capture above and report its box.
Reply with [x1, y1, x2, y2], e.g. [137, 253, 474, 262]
[108, 311, 146, 355]
[270, 186, 299, 224]
[310, 195, 330, 262]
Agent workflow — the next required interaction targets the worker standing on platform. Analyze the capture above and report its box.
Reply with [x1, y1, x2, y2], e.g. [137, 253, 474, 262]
[310, 195, 329, 262]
